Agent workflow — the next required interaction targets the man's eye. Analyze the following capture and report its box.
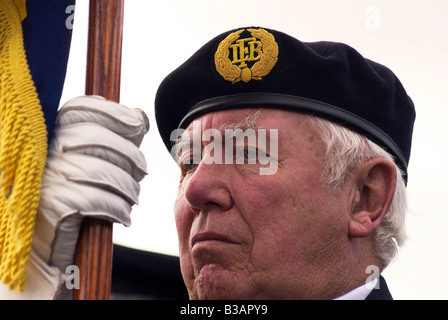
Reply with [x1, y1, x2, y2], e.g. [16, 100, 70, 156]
[180, 161, 199, 174]
[185, 162, 199, 171]
[243, 148, 253, 158]
[243, 148, 257, 163]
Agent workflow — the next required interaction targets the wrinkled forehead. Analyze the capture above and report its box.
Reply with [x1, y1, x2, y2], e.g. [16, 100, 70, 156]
[174, 108, 327, 169]
[176, 109, 319, 156]
[183, 108, 306, 133]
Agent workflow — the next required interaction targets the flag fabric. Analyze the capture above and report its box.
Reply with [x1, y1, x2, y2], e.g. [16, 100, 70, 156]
[22, 0, 75, 142]
[0, 0, 74, 291]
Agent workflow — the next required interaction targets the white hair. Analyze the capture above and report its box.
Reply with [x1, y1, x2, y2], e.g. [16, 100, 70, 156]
[306, 115, 408, 267]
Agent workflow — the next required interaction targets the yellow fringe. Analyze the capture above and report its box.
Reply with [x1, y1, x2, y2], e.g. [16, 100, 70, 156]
[13, 0, 27, 21]
[0, 0, 48, 291]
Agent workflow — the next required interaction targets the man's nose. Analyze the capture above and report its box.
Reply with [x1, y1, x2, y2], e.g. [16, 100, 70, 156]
[182, 161, 233, 215]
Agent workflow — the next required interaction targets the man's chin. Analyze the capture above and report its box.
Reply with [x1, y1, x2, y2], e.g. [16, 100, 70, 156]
[192, 264, 254, 300]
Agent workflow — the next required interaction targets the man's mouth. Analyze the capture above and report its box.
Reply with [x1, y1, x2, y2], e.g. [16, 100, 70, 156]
[191, 232, 237, 248]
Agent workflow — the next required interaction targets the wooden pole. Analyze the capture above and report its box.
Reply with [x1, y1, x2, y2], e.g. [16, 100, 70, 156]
[73, 0, 124, 300]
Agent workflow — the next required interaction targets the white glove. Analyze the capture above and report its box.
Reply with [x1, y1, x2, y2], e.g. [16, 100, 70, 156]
[3, 96, 149, 299]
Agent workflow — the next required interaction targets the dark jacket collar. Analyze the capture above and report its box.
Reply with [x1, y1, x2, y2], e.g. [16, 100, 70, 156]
[365, 276, 393, 300]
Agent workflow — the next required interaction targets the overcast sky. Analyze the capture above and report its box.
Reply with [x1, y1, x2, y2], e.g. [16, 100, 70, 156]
[61, 0, 448, 299]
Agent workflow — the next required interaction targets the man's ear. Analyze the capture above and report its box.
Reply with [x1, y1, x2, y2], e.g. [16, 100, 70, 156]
[349, 158, 397, 238]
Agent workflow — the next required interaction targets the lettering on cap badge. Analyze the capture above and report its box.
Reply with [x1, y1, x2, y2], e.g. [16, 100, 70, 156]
[215, 28, 279, 83]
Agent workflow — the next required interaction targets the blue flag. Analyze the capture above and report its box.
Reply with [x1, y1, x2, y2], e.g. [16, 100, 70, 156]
[22, 0, 76, 142]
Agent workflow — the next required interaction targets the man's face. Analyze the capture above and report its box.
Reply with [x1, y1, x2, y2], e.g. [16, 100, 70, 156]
[174, 108, 354, 299]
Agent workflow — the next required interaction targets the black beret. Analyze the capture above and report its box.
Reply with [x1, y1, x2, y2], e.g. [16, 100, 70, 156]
[155, 27, 415, 182]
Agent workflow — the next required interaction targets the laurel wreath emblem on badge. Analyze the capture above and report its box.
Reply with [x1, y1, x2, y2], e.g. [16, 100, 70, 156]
[214, 28, 279, 83]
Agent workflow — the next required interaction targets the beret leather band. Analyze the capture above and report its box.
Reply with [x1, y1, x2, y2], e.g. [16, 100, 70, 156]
[178, 92, 407, 178]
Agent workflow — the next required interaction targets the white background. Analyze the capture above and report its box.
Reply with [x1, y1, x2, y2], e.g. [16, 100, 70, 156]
[61, 0, 448, 299]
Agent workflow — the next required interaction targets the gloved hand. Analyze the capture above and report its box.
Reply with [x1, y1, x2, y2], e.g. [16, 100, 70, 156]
[3, 95, 149, 299]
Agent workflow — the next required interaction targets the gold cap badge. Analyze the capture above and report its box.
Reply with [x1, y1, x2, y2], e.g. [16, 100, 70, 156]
[214, 28, 279, 84]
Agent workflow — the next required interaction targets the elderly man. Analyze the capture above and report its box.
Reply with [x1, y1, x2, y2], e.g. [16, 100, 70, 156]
[0, 27, 414, 300]
[154, 27, 415, 300]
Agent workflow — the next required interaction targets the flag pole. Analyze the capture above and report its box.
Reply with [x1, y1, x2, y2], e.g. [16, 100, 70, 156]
[73, 0, 124, 300]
